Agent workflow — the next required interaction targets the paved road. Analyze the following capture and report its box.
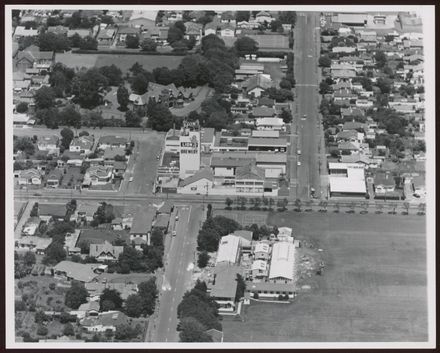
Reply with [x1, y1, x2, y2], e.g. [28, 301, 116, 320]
[153, 204, 204, 342]
[294, 13, 322, 201]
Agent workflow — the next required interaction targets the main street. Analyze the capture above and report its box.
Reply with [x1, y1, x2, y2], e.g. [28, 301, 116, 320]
[153, 204, 205, 342]
[292, 12, 323, 200]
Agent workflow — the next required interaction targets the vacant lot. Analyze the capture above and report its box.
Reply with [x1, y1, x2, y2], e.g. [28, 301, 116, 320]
[214, 209, 268, 226]
[55, 53, 183, 74]
[223, 212, 427, 342]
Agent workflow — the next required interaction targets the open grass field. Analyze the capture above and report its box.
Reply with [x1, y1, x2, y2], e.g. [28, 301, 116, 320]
[223, 211, 428, 342]
[55, 53, 183, 74]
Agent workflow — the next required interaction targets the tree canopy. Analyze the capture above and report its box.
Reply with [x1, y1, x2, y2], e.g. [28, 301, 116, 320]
[65, 281, 88, 309]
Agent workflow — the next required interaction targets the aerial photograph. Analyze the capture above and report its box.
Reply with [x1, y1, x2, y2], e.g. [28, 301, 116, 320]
[6, 5, 434, 348]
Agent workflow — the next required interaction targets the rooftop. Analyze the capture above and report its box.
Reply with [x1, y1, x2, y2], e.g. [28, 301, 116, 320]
[210, 263, 242, 299]
[269, 241, 295, 281]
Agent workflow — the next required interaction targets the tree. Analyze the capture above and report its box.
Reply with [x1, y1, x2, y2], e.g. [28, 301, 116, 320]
[225, 197, 233, 209]
[234, 36, 259, 56]
[280, 109, 292, 123]
[147, 104, 175, 131]
[79, 36, 98, 50]
[37, 325, 48, 336]
[125, 34, 139, 49]
[235, 274, 246, 302]
[197, 251, 210, 268]
[35, 86, 56, 110]
[98, 65, 123, 86]
[179, 317, 213, 342]
[137, 278, 158, 316]
[92, 202, 115, 225]
[318, 55, 331, 67]
[294, 199, 302, 212]
[15, 102, 28, 113]
[99, 288, 123, 311]
[131, 73, 149, 95]
[60, 128, 74, 150]
[38, 32, 71, 52]
[124, 294, 144, 318]
[374, 50, 387, 69]
[167, 26, 184, 44]
[171, 40, 189, 53]
[114, 324, 141, 340]
[42, 242, 66, 265]
[69, 32, 82, 48]
[125, 110, 142, 127]
[71, 68, 109, 109]
[402, 202, 410, 215]
[235, 11, 250, 22]
[279, 78, 292, 90]
[63, 323, 75, 336]
[65, 281, 88, 309]
[278, 11, 297, 26]
[141, 38, 157, 52]
[112, 85, 129, 112]
[34, 310, 48, 324]
[270, 20, 284, 33]
[23, 251, 36, 267]
[14, 137, 35, 155]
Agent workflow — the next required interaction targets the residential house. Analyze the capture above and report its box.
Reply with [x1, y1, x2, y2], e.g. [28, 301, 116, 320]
[37, 135, 59, 152]
[70, 301, 100, 320]
[97, 27, 117, 46]
[241, 74, 273, 97]
[129, 206, 156, 249]
[97, 136, 128, 150]
[83, 165, 114, 187]
[47, 25, 69, 36]
[251, 260, 268, 280]
[255, 117, 285, 131]
[204, 22, 218, 36]
[38, 203, 67, 222]
[255, 11, 272, 24]
[16, 46, 54, 73]
[89, 241, 124, 262]
[14, 26, 39, 40]
[373, 171, 397, 196]
[21, 217, 41, 236]
[184, 22, 203, 41]
[69, 135, 94, 154]
[80, 311, 130, 332]
[46, 168, 63, 188]
[15, 236, 52, 254]
[116, 26, 139, 46]
[67, 29, 92, 38]
[219, 23, 235, 37]
[17, 168, 42, 185]
[53, 261, 99, 283]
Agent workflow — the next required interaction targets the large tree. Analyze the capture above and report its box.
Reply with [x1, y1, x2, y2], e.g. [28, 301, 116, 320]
[141, 38, 157, 52]
[38, 32, 71, 52]
[99, 288, 123, 311]
[79, 36, 98, 50]
[98, 65, 123, 86]
[179, 317, 213, 342]
[65, 281, 88, 309]
[34, 86, 56, 110]
[60, 127, 75, 150]
[71, 68, 109, 108]
[124, 294, 144, 318]
[235, 11, 250, 22]
[117, 85, 129, 111]
[130, 73, 149, 95]
[147, 103, 175, 131]
[278, 11, 297, 26]
[125, 110, 142, 127]
[61, 105, 82, 128]
[125, 34, 140, 49]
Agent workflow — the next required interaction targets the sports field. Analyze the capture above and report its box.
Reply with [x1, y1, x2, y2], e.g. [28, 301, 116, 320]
[55, 53, 183, 73]
[223, 211, 428, 342]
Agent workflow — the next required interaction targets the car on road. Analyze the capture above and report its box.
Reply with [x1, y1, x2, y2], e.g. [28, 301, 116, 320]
[297, 149, 301, 155]
[172, 230, 177, 236]
[156, 155, 160, 160]
[175, 215, 179, 221]
[129, 177, 134, 182]
[297, 161, 301, 166]
[303, 114, 307, 119]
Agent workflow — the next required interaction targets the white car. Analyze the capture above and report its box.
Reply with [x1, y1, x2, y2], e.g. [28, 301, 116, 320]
[172, 230, 177, 236]
[297, 161, 301, 166]
[297, 150, 301, 155]
[129, 177, 134, 182]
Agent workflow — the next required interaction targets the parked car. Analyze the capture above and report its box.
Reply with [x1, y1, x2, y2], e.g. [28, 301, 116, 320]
[129, 177, 134, 182]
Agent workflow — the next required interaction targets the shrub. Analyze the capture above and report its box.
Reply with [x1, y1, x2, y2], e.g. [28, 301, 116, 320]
[37, 325, 48, 336]
[253, 292, 259, 299]
[49, 282, 56, 290]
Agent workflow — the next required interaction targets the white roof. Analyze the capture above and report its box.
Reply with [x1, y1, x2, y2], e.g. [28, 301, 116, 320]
[251, 130, 280, 138]
[254, 242, 270, 254]
[277, 227, 292, 237]
[13, 113, 30, 123]
[255, 117, 284, 127]
[216, 234, 240, 265]
[329, 163, 366, 194]
[252, 260, 267, 271]
[269, 241, 295, 281]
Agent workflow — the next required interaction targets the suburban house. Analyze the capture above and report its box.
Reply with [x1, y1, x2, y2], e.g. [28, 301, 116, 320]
[38, 203, 67, 222]
[15, 236, 53, 255]
[255, 11, 273, 23]
[67, 29, 92, 38]
[80, 311, 130, 332]
[89, 240, 124, 262]
[97, 27, 117, 46]
[83, 165, 114, 186]
[184, 22, 203, 41]
[69, 135, 94, 154]
[254, 241, 271, 261]
[46, 168, 63, 188]
[37, 135, 59, 152]
[177, 168, 214, 195]
[17, 168, 42, 185]
[16, 47, 54, 73]
[129, 206, 156, 249]
[204, 22, 218, 36]
[115, 26, 140, 45]
[13, 26, 39, 40]
[241, 74, 273, 97]
[97, 136, 128, 149]
[373, 171, 398, 198]
[53, 261, 99, 283]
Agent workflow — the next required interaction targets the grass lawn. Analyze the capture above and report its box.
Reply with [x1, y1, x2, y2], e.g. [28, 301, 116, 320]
[214, 208, 270, 226]
[94, 54, 183, 74]
[222, 211, 427, 342]
[55, 53, 183, 74]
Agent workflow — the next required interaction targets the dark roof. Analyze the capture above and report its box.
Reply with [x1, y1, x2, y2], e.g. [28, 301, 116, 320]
[78, 229, 129, 245]
[179, 168, 213, 187]
[210, 264, 242, 299]
[236, 164, 265, 180]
